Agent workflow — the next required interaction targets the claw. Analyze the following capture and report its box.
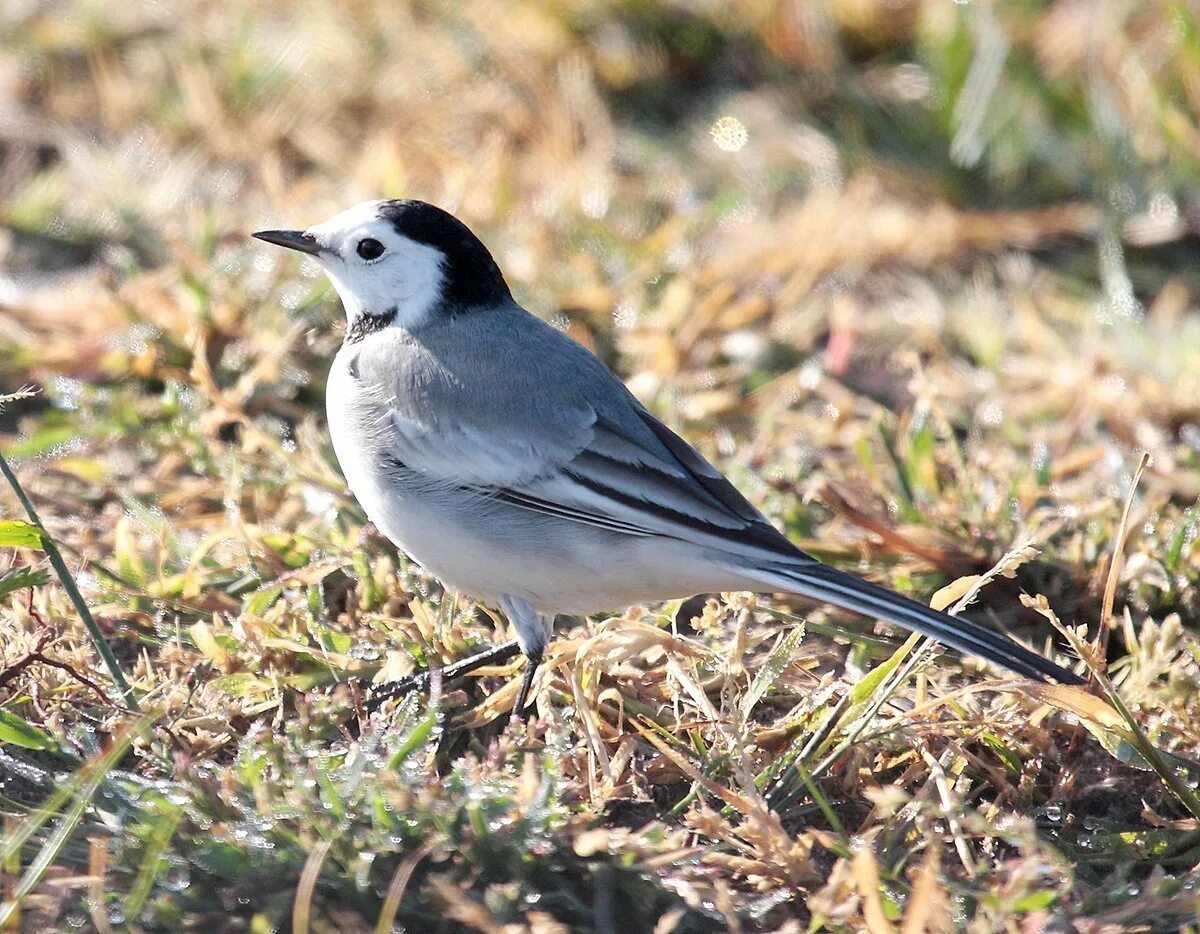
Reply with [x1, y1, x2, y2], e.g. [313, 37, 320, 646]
[511, 651, 542, 720]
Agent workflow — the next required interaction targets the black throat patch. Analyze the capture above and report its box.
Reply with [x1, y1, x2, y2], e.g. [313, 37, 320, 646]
[345, 307, 398, 344]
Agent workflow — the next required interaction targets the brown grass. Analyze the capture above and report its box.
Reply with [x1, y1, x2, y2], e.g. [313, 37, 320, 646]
[3, 1, 1200, 930]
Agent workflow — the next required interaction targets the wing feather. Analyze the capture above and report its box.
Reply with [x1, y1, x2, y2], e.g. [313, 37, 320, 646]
[354, 308, 803, 563]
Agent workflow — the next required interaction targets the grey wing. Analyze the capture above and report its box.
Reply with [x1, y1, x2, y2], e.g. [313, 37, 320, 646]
[357, 306, 806, 563]
[512, 408, 807, 562]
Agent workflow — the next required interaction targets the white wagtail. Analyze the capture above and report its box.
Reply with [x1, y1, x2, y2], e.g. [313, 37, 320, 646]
[253, 200, 1083, 714]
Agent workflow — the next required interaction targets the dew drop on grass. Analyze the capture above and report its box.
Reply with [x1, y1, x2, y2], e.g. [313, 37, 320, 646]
[710, 116, 748, 152]
[75, 571, 100, 597]
[128, 323, 161, 357]
[281, 363, 308, 386]
[280, 282, 308, 311]
[42, 438, 86, 460]
[302, 484, 336, 518]
[581, 184, 609, 218]
[164, 860, 191, 892]
[49, 376, 84, 410]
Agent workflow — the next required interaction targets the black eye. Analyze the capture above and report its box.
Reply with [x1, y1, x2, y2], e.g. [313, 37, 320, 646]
[356, 238, 385, 260]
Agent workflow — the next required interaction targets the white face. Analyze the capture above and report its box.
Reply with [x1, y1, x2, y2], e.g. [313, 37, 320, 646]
[305, 201, 447, 329]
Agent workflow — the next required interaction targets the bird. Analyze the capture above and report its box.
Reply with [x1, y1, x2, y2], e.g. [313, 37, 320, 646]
[252, 199, 1083, 716]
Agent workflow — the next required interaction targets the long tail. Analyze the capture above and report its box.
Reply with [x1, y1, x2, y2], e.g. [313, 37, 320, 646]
[761, 562, 1083, 685]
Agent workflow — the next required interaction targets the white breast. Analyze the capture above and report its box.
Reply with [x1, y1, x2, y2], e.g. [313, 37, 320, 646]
[325, 343, 534, 602]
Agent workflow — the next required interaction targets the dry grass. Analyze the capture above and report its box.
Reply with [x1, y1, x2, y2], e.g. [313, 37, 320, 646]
[3, 1, 1200, 930]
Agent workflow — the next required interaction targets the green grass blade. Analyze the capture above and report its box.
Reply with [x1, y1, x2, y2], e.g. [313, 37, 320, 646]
[0, 719, 147, 927]
[0, 449, 139, 710]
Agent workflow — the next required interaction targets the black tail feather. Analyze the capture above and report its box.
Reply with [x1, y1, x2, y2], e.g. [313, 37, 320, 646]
[775, 562, 1084, 685]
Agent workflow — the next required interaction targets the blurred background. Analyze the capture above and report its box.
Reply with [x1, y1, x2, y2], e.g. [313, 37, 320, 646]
[3, 1, 1200, 930]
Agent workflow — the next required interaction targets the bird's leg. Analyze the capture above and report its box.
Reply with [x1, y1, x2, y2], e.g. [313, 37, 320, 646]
[498, 594, 554, 720]
[364, 639, 522, 713]
[511, 648, 543, 720]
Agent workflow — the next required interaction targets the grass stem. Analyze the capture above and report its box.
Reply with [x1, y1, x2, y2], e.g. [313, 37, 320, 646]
[0, 449, 139, 711]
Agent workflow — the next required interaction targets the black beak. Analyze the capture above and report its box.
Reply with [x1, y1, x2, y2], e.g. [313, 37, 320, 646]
[251, 229, 323, 255]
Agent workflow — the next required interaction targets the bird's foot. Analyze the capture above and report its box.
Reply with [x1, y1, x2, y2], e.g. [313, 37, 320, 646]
[363, 639, 524, 714]
[509, 650, 542, 722]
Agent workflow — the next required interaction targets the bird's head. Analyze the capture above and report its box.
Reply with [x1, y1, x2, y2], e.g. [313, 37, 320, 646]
[253, 200, 511, 338]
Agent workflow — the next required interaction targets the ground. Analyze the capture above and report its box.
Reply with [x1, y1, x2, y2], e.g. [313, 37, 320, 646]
[2, 2, 1200, 931]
